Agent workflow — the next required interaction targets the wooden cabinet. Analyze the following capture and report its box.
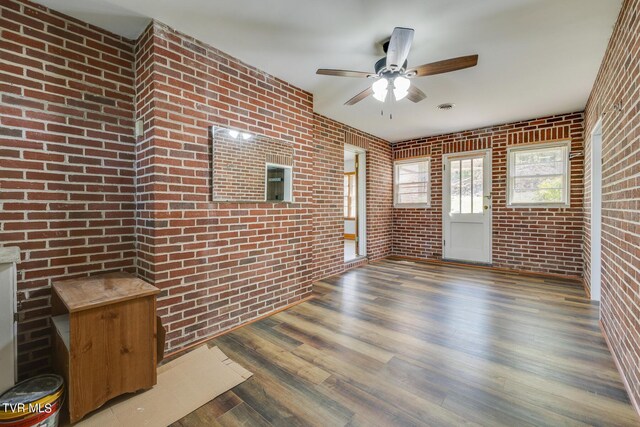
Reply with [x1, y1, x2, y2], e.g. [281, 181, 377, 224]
[51, 272, 160, 423]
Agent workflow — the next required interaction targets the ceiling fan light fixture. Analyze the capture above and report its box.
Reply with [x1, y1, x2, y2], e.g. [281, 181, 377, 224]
[372, 78, 389, 102]
[393, 76, 410, 101]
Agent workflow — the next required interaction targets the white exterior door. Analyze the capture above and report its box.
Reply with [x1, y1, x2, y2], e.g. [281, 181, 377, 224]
[443, 150, 492, 264]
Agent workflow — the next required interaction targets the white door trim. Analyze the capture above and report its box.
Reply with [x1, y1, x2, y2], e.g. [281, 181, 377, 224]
[345, 144, 366, 258]
[590, 119, 603, 302]
[442, 149, 493, 264]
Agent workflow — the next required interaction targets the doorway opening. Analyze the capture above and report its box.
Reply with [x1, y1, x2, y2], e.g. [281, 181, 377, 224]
[442, 149, 493, 264]
[344, 145, 366, 262]
[590, 119, 603, 302]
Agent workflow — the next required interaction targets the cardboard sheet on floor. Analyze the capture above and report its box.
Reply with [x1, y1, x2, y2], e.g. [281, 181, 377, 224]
[69, 345, 252, 427]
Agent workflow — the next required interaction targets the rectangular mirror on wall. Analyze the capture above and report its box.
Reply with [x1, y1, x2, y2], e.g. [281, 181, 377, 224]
[211, 126, 294, 202]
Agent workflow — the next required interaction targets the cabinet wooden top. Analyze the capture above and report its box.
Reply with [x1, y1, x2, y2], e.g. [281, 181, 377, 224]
[53, 272, 160, 312]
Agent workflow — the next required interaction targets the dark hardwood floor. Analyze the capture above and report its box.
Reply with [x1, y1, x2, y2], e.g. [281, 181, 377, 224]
[171, 258, 638, 426]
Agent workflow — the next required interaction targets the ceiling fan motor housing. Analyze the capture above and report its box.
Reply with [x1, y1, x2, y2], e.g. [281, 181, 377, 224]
[375, 57, 408, 76]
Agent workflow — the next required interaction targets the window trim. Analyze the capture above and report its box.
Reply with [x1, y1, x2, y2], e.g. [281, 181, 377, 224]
[506, 140, 571, 208]
[393, 157, 431, 208]
[344, 172, 357, 220]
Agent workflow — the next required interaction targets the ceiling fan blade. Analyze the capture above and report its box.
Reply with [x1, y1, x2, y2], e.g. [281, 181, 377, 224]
[317, 69, 375, 78]
[386, 27, 414, 71]
[345, 87, 374, 105]
[406, 85, 427, 103]
[407, 55, 478, 77]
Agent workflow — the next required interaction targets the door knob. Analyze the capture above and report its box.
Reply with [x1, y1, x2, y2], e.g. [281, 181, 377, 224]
[484, 205, 489, 210]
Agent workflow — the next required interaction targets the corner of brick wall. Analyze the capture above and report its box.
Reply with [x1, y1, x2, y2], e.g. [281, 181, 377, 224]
[312, 113, 393, 281]
[133, 21, 318, 354]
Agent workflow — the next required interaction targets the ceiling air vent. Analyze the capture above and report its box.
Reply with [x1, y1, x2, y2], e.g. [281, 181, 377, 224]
[437, 103, 455, 110]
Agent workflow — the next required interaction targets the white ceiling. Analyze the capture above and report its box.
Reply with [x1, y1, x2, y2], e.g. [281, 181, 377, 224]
[36, 0, 621, 142]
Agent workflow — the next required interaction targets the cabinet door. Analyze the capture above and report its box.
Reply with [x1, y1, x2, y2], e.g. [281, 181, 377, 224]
[69, 296, 156, 422]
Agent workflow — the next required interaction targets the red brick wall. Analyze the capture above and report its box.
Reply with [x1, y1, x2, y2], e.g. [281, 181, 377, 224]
[584, 0, 640, 410]
[0, 0, 136, 378]
[312, 114, 347, 279]
[10, 2, 635, 400]
[312, 113, 392, 280]
[134, 21, 317, 353]
[1, 2, 393, 376]
[392, 112, 585, 277]
[355, 130, 394, 261]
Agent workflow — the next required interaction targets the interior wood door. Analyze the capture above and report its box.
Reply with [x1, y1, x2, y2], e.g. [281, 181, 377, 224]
[443, 150, 492, 264]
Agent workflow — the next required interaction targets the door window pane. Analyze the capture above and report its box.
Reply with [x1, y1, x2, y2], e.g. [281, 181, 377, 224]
[460, 159, 472, 213]
[450, 160, 461, 214]
[449, 156, 484, 214]
[472, 157, 484, 213]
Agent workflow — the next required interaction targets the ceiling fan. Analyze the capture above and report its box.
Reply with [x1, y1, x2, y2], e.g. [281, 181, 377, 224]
[317, 27, 478, 106]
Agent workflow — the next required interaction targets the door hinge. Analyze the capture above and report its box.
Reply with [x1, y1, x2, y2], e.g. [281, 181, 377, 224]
[443, 240, 446, 246]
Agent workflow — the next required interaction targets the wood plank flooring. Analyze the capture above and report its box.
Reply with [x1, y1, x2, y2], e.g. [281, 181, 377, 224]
[171, 258, 638, 426]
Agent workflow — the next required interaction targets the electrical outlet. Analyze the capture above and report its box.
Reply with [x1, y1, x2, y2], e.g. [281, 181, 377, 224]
[135, 119, 144, 137]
